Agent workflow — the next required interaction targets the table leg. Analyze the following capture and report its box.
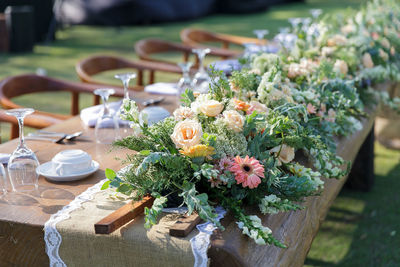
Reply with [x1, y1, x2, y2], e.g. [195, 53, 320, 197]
[345, 124, 375, 192]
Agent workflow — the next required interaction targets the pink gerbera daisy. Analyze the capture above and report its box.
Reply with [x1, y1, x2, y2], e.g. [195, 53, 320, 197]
[230, 156, 265, 189]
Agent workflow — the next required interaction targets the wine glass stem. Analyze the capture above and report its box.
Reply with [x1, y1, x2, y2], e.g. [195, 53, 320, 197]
[17, 117, 25, 148]
[198, 55, 205, 73]
[101, 96, 110, 116]
[123, 80, 129, 99]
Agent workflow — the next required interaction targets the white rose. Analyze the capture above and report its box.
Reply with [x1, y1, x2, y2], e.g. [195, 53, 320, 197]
[200, 100, 224, 117]
[381, 38, 390, 49]
[170, 119, 202, 149]
[362, 53, 374, 68]
[173, 106, 195, 121]
[223, 110, 244, 133]
[287, 63, 301, 78]
[379, 49, 389, 61]
[270, 144, 295, 166]
[333, 59, 348, 75]
[321, 46, 335, 57]
[327, 35, 347, 46]
[341, 24, 355, 35]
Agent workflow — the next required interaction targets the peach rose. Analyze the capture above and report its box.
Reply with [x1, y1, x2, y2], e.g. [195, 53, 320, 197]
[362, 53, 374, 68]
[223, 110, 244, 133]
[381, 38, 390, 49]
[200, 100, 224, 117]
[379, 49, 389, 61]
[333, 59, 348, 75]
[247, 101, 269, 115]
[327, 35, 347, 47]
[390, 47, 396, 56]
[341, 24, 355, 35]
[170, 119, 202, 149]
[173, 106, 195, 121]
[270, 144, 295, 166]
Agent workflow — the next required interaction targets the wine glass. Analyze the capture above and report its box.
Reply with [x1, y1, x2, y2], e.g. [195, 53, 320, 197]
[191, 48, 211, 93]
[0, 163, 7, 197]
[310, 9, 322, 19]
[177, 62, 193, 95]
[288, 17, 302, 30]
[94, 88, 120, 144]
[114, 73, 136, 100]
[114, 73, 136, 135]
[6, 108, 39, 192]
[253, 29, 269, 50]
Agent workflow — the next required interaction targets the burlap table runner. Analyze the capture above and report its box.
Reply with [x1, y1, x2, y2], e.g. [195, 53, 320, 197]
[56, 189, 197, 266]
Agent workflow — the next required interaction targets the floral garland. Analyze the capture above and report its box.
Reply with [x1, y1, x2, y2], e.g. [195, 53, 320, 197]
[103, 0, 400, 247]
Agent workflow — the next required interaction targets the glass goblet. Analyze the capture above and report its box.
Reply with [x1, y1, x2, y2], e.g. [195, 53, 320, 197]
[0, 163, 7, 197]
[288, 17, 302, 30]
[177, 62, 193, 95]
[94, 88, 120, 144]
[310, 9, 322, 19]
[6, 108, 39, 192]
[191, 48, 211, 94]
[114, 73, 136, 100]
[253, 29, 269, 50]
[114, 73, 136, 136]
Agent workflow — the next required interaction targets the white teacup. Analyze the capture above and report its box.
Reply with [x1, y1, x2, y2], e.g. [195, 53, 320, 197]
[52, 150, 92, 176]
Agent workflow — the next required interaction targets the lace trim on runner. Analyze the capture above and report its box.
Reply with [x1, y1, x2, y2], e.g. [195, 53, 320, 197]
[44, 179, 107, 267]
[190, 207, 226, 267]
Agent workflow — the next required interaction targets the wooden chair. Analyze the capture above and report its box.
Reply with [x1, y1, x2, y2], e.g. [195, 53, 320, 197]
[0, 74, 122, 139]
[76, 55, 183, 104]
[180, 28, 264, 59]
[135, 39, 196, 66]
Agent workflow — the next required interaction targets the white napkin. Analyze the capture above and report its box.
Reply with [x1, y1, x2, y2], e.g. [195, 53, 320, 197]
[0, 153, 10, 165]
[80, 102, 171, 128]
[80, 100, 127, 128]
[140, 106, 171, 125]
[144, 83, 178, 95]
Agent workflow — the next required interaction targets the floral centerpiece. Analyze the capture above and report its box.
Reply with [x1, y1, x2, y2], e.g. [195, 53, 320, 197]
[103, 0, 400, 247]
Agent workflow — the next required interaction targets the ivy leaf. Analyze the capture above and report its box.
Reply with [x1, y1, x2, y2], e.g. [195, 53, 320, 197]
[101, 180, 110, 190]
[144, 196, 168, 228]
[105, 168, 116, 180]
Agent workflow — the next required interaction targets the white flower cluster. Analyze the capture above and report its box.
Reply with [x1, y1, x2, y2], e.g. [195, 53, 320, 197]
[237, 215, 272, 245]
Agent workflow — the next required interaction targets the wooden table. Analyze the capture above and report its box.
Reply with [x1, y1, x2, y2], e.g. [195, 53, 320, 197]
[0, 95, 377, 267]
[0, 92, 179, 266]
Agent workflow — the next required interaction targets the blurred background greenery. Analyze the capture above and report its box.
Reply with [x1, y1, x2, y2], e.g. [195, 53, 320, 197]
[1, 0, 399, 265]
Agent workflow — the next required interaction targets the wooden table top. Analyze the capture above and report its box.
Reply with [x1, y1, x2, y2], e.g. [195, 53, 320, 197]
[0, 91, 179, 227]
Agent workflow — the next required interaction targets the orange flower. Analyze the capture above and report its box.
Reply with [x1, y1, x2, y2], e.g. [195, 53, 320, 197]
[234, 99, 251, 112]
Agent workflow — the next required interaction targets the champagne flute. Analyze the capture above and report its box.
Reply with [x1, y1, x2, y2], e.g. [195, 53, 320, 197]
[114, 73, 136, 136]
[94, 88, 120, 144]
[310, 9, 322, 19]
[6, 108, 39, 192]
[0, 163, 7, 197]
[253, 29, 269, 50]
[114, 73, 136, 100]
[191, 48, 211, 94]
[177, 62, 193, 95]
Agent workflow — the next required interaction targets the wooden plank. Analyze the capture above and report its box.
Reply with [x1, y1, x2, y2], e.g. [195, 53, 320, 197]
[94, 196, 154, 234]
[169, 213, 202, 237]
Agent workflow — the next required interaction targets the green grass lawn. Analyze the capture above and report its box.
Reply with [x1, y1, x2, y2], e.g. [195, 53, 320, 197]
[1, 0, 399, 265]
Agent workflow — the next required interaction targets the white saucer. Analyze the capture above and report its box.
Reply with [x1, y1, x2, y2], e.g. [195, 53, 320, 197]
[36, 160, 100, 182]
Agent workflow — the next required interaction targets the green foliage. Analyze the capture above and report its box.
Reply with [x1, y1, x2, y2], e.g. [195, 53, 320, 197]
[179, 181, 221, 228]
[144, 195, 168, 228]
[180, 89, 195, 107]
